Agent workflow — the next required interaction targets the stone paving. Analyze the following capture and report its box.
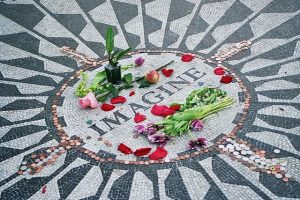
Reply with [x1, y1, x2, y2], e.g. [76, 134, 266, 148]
[0, 0, 300, 199]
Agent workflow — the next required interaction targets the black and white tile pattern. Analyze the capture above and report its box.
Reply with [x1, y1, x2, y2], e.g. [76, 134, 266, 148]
[0, 0, 300, 199]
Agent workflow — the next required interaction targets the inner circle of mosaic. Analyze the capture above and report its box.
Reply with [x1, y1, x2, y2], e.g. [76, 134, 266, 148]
[52, 51, 248, 163]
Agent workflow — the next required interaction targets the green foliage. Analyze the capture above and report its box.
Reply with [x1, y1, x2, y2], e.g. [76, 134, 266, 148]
[106, 26, 114, 54]
[105, 26, 131, 67]
[156, 96, 234, 137]
[138, 79, 151, 88]
[75, 72, 90, 97]
[123, 73, 133, 84]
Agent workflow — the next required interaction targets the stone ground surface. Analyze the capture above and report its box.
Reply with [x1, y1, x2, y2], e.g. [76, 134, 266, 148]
[0, 0, 300, 199]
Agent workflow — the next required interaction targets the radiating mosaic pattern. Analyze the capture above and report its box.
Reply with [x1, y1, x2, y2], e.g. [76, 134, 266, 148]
[0, 0, 300, 199]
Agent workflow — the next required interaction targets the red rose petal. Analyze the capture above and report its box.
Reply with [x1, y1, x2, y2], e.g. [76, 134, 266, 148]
[118, 143, 133, 154]
[148, 147, 168, 160]
[111, 96, 127, 104]
[151, 104, 175, 117]
[134, 147, 152, 157]
[220, 75, 233, 84]
[181, 54, 194, 62]
[101, 103, 115, 111]
[161, 68, 174, 77]
[129, 91, 135, 96]
[134, 113, 147, 123]
[214, 67, 225, 75]
[42, 186, 47, 193]
[170, 104, 181, 111]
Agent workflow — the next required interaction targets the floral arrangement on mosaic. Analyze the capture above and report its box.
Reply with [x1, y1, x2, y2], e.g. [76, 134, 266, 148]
[73, 27, 235, 160]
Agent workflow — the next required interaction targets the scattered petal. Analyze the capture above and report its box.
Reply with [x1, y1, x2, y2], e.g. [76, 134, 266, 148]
[161, 68, 174, 77]
[151, 104, 175, 117]
[134, 113, 147, 123]
[118, 143, 133, 154]
[181, 54, 194, 62]
[111, 96, 127, 104]
[79, 92, 99, 109]
[220, 75, 233, 84]
[101, 103, 115, 111]
[42, 186, 47, 193]
[134, 147, 152, 156]
[214, 67, 225, 75]
[169, 104, 181, 111]
[129, 91, 135, 96]
[148, 147, 168, 160]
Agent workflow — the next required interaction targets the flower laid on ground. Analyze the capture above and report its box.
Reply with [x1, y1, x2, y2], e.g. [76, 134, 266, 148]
[161, 68, 174, 77]
[220, 74, 233, 84]
[79, 92, 99, 109]
[190, 119, 204, 131]
[151, 104, 175, 117]
[101, 103, 115, 111]
[134, 147, 152, 156]
[145, 70, 160, 84]
[135, 57, 145, 66]
[181, 54, 194, 62]
[147, 133, 170, 147]
[134, 122, 158, 135]
[188, 137, 207, 150]
[148, 147, 168, 160]
[110, 96, 127, 104]
[134, 113, 147, 123]
[134, 123, 170, 147]
[214, 67, 225, 75]
[118, 143, 133, 154]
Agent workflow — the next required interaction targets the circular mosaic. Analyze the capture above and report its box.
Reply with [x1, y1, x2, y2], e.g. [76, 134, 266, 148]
[50, 51, 250, 164]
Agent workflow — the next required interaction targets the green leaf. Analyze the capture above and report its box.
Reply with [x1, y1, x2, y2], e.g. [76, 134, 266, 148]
[106, 26, 114, 54]
[115, 47, 131, 61]
[139, 79, 151, 88]
[123, 73, 133, 84]
[91, 70, 106, 87]
[106, 83, 119, 97]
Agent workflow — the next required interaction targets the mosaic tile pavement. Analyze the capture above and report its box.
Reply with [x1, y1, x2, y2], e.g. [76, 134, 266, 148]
[0, 0, 300, 199]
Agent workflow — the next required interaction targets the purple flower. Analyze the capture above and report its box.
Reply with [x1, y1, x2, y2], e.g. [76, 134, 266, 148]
[134, 122, 158, 135]
[148, 133, 170, 147]
[135, 57, 145, 66]
[190, 120, 204, 131]
[188, 137, 207, 150]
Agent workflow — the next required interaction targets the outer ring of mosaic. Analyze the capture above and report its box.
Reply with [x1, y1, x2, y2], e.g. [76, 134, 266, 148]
[48, 50, 252, 165]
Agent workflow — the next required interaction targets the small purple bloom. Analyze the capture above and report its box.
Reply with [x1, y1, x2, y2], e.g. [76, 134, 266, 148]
[134, 122, 158, 135]
[188, 137, 207, 150]
[135, 57, 145, 66]
[148, 133, 170, 147]
[190, 120, 204, 131]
